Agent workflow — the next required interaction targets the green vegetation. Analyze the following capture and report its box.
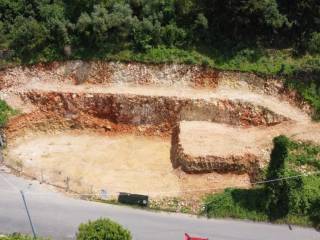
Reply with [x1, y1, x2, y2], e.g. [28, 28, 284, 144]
[286, 74, 320, 120]
[0, 233, 48, 240]
[0, 100, 17, 127]
[1, 1, 319, 119]
[0, 0, 319, 68]
[76, 218, 132, 240]
[204, 136, 320, 228]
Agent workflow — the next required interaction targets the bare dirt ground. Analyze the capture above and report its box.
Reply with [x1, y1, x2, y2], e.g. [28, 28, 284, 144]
[3, 130, 249, 198]
[179, 120, 320, 162]
[1, 61, 320, 200]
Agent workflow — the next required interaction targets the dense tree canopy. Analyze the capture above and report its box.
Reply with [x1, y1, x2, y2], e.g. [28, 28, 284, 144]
[0, 0, 319, 62]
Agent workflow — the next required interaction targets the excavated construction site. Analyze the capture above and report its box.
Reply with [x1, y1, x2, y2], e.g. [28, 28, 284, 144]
[1, 61, 320, 199]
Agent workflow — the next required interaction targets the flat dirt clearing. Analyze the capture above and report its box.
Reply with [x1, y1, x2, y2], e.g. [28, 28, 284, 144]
[4, 130, 249, 197]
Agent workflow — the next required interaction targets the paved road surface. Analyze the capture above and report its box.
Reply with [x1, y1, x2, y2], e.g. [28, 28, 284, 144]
[0, 171, 319, 240]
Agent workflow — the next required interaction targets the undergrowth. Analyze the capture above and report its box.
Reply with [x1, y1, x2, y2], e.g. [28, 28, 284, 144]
[0, 100, 17, 127]
[203, 136, 320, 228]
[0, 233, 49, 240]
[29, 46, 320, 76]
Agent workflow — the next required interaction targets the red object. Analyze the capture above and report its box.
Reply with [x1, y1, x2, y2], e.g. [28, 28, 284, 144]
[184, 233, 208, 240]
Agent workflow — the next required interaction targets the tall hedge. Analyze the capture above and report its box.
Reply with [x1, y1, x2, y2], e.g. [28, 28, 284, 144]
[265, 135, 290, 220]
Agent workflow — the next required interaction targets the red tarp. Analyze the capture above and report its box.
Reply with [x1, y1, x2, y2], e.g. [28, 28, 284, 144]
[184, 233, 208, 240]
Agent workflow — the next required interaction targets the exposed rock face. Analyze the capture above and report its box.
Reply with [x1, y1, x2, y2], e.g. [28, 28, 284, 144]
[0, 61, 219, 89]
[20, 90, 287, 128]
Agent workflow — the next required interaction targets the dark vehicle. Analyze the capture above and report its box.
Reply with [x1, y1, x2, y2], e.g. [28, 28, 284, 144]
[118, 192, 148, 207]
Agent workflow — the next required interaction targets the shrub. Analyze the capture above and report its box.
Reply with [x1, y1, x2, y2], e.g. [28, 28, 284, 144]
[204, 188, 268, 221]
[76, 218, 132, 240]
[301, 82, 320, 120]
[0, 100, 16, 127]
[0, 233, 48, 240]
[310, 199, 320, 229]
[308, 32, 320, 55]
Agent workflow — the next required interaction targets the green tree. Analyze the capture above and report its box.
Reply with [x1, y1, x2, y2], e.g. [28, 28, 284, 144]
[38, 1, 70, 48]
[0, 21, 7, 49]
[308, 32, 320, 55]
[76, 2, 133, 49]
[278, 0, 320, 49]
[265, 135, 290, 221]
[131, 18, 154, 50]
[9, 16, 48, 61]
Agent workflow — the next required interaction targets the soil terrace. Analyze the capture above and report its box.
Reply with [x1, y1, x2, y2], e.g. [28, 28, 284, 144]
[172, 121, 320, 176]
[18, 84, 308, 121]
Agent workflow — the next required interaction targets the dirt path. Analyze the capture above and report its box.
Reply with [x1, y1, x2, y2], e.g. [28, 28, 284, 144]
[16, 82, 308, 122]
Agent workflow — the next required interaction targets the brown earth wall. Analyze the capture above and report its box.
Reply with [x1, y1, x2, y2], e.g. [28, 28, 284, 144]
[19, 90, 287, 128]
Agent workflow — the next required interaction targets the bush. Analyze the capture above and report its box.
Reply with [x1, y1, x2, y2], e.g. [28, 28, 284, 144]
[0, 233, 48, 240]
[308, 32, 320, 55]
[76, 218, 132, 240]
[0, 100, 16, 127]
[204, 188, 268, 221]
[310, 199, 320, 229]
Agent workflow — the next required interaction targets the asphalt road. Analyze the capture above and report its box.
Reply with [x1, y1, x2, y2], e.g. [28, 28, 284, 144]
[0, 171, 319, 240]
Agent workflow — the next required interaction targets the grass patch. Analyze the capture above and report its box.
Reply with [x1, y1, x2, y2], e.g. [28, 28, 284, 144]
[287, 140, 320, 171]
[203, 136, 320, 228]
[0, 100, 17, 127]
